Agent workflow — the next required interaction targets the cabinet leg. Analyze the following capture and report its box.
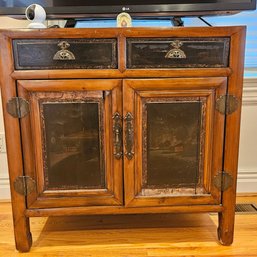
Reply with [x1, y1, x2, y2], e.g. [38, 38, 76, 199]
[13, 215, 32, 252]
[217, 208, 235, 246]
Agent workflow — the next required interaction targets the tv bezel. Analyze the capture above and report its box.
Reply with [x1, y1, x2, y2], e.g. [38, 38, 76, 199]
[0, 1, 256, 19]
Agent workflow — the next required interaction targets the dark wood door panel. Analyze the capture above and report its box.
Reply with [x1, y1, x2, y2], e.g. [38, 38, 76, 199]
[17, 79, 123, 208]
[123, 78, 227, 207]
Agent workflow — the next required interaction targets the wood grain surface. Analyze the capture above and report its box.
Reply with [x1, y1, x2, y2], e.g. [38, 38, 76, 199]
[0, 26, 246, 252]
[0, 195, 257, 256]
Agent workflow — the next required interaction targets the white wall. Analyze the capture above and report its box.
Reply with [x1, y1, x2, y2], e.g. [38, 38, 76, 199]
[0, 18, 256, 200]
[0, 92, 10, 199]
[237, 78, 257, 193]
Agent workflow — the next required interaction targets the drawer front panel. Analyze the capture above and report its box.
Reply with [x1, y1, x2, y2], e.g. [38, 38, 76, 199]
[127, 38, 230, 69]
[13, 39, 117, 70]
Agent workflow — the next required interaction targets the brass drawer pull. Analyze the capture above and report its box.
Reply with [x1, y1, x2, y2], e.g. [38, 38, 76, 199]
[165, 40, 186, 59]
[53, 41, 75, 60]
[124, 112, 134, 160]
[113, 112, 123, 159]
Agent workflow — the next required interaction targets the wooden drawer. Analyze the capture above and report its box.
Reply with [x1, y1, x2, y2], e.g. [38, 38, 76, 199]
[13, 39, 117, 70]
[127, 38, 230, 69]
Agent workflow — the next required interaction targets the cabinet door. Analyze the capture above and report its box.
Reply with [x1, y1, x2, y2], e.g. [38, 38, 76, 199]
[123, 78, 226, 207]
[18, 79, 123, 208]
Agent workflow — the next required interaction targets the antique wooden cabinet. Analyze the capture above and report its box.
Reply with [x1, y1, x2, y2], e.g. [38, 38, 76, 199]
[0, 27, 246, 252]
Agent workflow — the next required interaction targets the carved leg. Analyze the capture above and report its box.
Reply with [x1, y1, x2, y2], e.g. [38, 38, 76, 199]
[13, 213, 32, 252]
[217, 206, 235, 246]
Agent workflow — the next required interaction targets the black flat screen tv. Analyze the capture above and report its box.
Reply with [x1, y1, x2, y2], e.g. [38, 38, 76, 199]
[0, 0, 256, 19]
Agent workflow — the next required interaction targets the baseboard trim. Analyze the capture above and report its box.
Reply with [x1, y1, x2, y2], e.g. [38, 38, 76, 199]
[237, 170, 257, 193]
[0, 176, 10, 200]
[242, 79, 257, 106]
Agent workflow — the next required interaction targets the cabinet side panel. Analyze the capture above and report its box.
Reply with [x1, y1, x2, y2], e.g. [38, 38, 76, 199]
[218, 27, 246, 246]
[0, 35, 32, 252]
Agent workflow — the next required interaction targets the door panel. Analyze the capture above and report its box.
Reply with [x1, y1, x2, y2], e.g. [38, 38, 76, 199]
[18, 79, 123, 208]
[123, 78, 227, 207]
[41, 94, 105, 191]
[143, 98, 205, 194]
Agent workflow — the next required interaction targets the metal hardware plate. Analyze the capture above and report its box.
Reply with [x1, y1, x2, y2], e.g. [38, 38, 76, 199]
[216, 95, 239, 115]
[165, 40, 187, 59]
[213, 172, 233, 191]
[124, 112, 134, 160]
[7, 97, 29, 118]
[53, 41, 76, 60]
[14, 176, 36, 196]
[113, 112, 123, 159]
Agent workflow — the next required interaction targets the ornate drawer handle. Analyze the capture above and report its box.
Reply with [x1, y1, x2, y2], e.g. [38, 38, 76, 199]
[53, 41, 76, 60]
[124, 112, 134, 160]
[113, 112, 123, 160]
[165, 40, 186, 59]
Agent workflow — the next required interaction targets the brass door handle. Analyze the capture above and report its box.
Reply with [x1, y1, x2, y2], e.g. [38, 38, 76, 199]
[113, 112, 123, 159]
[124, 112, 134, 160]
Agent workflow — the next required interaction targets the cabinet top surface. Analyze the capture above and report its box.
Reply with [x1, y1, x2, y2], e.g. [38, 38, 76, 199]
[0, 26, 246, 38]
